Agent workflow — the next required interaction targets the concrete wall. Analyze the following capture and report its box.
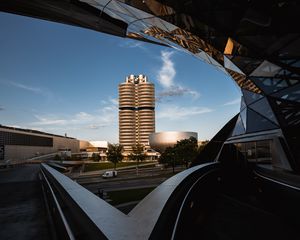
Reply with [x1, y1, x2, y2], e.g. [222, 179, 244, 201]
[53, 136, 79, 153]
[1, 127, 79, 162]
[4, 145, 54, 161]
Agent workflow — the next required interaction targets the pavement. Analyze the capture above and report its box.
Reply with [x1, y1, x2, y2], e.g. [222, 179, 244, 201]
[0, 164, 51, 240]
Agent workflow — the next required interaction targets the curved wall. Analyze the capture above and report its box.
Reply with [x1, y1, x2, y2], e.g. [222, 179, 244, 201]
[149, 131, 198, 152]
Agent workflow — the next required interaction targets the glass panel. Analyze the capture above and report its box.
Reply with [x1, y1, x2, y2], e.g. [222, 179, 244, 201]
[250, 60, 281, 77]
[272, 83, 300, 102]
[234, 140, 272, 164]
[104, 8, 133, 22]
[231, 56, 262, 75]
[256, 140, 272, 163]
[275, 99, 300, 127]
[251, 77, 289, 94]
[234, 143, 247, 162]
[224, 56, 244, 75]
[240, 108, 247, 130]
[242, 89, 263, 105]
[246, 108, 278, 133]
[240, 96, 246, 110]
[291, 60, 300, 68]
[143, 17, 177, 32]
[245, 142, 256, 162]
[249, 98, 279, 125]
[232, 115, 246, 136]
[111, 1, 153, 19]
[289, 79, 299, 86]
[195, 51, 212, 64]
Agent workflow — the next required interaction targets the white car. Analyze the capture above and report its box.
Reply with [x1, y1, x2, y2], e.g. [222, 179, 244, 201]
[102, 170, 117, 178]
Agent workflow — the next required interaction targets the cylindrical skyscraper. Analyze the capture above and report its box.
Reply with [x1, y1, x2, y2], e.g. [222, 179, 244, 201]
[119, 74, 155, 152]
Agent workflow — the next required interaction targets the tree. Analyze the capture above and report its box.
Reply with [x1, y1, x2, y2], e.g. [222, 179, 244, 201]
[174, 136, 198, 168]
[107, 144, 123, 170]
[91, 153, 100, 162]
[159, 146, 176, 173]
[129, 144, 145, 175]
[198, 140, 209, 153]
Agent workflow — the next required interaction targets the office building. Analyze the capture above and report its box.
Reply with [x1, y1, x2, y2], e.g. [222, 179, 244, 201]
[119, 74, 155, 152]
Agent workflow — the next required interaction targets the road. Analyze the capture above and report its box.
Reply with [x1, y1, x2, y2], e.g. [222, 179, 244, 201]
[74, 165, 186, 195]
[0, 165, 51, 240]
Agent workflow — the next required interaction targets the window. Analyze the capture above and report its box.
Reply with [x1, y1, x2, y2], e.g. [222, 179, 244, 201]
[233, 140, 272, 163]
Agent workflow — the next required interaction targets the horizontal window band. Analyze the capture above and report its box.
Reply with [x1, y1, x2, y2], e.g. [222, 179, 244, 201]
[119, 107, 155, 110]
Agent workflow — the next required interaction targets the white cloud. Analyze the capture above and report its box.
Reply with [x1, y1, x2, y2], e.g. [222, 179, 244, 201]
[33, 115, 67, 126]
[75, 112, 93, 121]
[157, 50, 176, 88]
[223, 98, 241, 106]
[109, 97, 118, 106]
[2, 80, 53, 99]
[156, 51, 200, 101]
[10, 82, 42, 93]
[119, 40, 146, 50]
[30, 97, 118, 130]
[157, 105, 213, 120]
[157, 86, 200, 102]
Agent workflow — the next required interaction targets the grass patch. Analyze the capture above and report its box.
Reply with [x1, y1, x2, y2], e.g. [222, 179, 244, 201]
[84, 161, 142, 172]
[107, 187, 155, 205]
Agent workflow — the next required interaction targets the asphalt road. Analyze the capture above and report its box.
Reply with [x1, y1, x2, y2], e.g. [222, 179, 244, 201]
[0, 164, 51, 240]
[82, 175, 169, 193]
[76, 166, 186, 194]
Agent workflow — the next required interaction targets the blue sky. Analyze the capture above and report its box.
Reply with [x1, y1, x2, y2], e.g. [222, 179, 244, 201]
[0, 12, 241, 142]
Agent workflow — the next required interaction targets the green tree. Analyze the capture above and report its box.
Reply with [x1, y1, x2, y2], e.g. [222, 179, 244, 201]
[130, 144, 145, 175]
[174, 136, 198, 168]
[198, 140, 209, 153]
[107, 144, 124, 170]
[91, 153, 100, 162]
[159, 146, 176, 173]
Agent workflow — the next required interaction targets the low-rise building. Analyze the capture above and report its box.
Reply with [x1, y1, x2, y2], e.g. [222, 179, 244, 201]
[0, 125, 79, 163]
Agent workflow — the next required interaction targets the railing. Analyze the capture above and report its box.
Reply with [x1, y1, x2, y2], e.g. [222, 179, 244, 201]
[40, 162, 219, 240]
[40, 167, 75, 240]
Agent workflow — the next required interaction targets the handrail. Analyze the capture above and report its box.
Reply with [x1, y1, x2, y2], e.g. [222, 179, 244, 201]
[171, 167, 220, 239]
[41, 162, 219, 239]
[40, 167, 75, 240]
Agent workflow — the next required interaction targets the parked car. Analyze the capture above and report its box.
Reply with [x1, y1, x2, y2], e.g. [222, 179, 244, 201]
[102, 170, 117, 178]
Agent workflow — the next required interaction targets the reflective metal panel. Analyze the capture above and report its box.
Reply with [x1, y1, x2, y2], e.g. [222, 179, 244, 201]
[149, 131, 198, 152]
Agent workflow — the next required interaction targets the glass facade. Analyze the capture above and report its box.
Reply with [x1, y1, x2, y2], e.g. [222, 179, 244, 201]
[0, 131, 53, 147]
[234, 140, 272, 164]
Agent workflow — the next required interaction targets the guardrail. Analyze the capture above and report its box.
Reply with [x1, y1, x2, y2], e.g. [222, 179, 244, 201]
[40, 162, 219, 240]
